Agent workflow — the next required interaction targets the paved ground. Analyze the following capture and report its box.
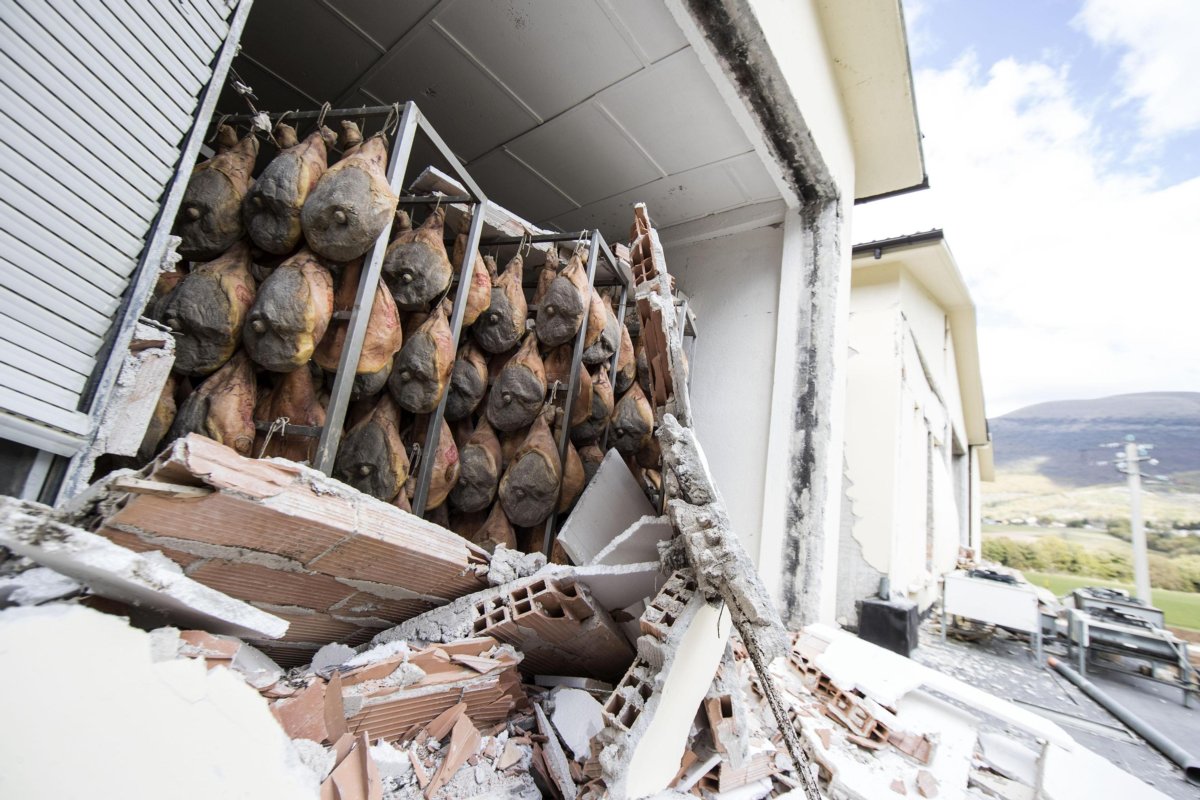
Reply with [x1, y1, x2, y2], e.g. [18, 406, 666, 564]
[910, 619, 1200, 800]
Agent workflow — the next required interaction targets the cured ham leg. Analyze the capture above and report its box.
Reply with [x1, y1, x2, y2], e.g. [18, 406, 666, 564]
[163, 351, 257, 456]
[176, 129, 258, 260]
[536, 250, 589, 346]
[445, 340, 488, 421]
[243, 248, 334, 372]
[302, 123, 398, 261]
[498, 409, 561, 527]
[406, 415, 460, 510]
[254, 365, 326, 463]
[333, 393, 409, 502]
[614, 322, 636, 394]
[471, 501, 517, 552]
[570, 364, 613, 443]
[244, 123, 337, 254]
[157, 241, 256, 376]
[314, 258, 403, 396]
[474, 253, 527, 354]
[451, 232, 492, 325]
[486, 333, 546, 432]
[609, 382, 654, 456]
[390, 301, 454, 413]
[448, 417, 502, 513]
[383, 206, 453, 310]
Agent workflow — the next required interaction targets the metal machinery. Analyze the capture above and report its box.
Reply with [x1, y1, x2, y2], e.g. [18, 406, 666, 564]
[1065, 587, 1197, 706]
[942, 569, 1044, 662]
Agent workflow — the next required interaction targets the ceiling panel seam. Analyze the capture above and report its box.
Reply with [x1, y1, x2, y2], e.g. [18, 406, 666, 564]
[427, 19, 543, 125]
[331, 0, 450, 107]
[553, 148, 760, 220]
[500, 148, 581, 210]
[593, 0, 654, 67]
[592, 100, 668, 179]
[463, 44, 690, 169]
[314, 0, 387, 54]
[238, 52, 320, 107]
[723, 161, 754, 205]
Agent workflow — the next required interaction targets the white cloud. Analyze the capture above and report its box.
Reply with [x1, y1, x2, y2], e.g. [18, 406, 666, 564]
[853, 54, 1200, 416]
[1074, 0, 1200, 139]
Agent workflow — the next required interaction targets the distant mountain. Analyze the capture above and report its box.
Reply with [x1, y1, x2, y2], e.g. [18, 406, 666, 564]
[990, 392, 1200, 487]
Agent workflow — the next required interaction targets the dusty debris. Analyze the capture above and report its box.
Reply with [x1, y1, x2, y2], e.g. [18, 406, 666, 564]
[472, 576, 634, 682]
[81, 434, 490, 664]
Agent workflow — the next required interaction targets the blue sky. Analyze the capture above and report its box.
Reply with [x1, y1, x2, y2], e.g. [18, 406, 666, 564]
[908, 0, 1200, 185]
[855, 0, 1200, 415]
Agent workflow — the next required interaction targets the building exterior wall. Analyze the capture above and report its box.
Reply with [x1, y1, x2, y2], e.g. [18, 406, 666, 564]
[841, 262, 984, 621]
[836, 270, 902, 623]
[667, 224, 785, 561]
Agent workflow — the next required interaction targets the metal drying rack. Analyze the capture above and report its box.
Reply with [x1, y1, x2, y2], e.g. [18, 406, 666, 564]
[216, 102, 633, 557]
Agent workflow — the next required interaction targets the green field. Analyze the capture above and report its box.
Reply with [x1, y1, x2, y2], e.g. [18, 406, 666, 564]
[983, 523, 1129, 552]
[1024, 571, 1200, 631]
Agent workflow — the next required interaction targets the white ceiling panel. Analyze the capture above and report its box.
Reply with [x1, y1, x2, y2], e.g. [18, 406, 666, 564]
[505, 102, 661, 207]
[329, 0, 438, 51]
[238, 0, 377, 103]
[603, 0, 689, 64]
[433, 0, 644, 120]
[468, 149, 578, 224]
[597, 48, 752, 176]
[726, 152, 780, 203]
[224, 0, 783, 245]
[361, 26, 539, 161]
[549, 154, 768, 237]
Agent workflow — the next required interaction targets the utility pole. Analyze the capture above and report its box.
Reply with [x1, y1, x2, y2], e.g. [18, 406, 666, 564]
[1099, 435, 1164, 604]
[1123, 438, 1151, 603]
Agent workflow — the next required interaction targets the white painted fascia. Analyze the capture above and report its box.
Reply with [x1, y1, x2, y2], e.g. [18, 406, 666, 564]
[815, 0, 926, 200]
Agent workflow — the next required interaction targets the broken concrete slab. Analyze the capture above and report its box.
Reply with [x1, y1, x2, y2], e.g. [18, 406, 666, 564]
[0, 497, 287, 640]
[85, 435, 491, 660]
[556, 450, 655, 566]
[550, 688, 605, 761]
[0, 604, 315, 798]
[535, 703, 578, 800]
[596, 571, 732, 799]
[588, 515, 673, 567]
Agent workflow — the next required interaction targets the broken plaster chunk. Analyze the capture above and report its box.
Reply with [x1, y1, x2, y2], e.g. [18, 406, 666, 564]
[369, 740, 414, 782]
[916, 769, 938, 798]
[0, 566, 82, 606]
[0, 604, 316, 798]
[557, 449, 655, 566]
[550, 688, 605, 761]
[486, 545, 547, 587]
[311, 642, 357, 677]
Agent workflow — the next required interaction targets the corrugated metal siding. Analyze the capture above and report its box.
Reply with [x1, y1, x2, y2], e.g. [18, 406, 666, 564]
[0, 0, 234, 446]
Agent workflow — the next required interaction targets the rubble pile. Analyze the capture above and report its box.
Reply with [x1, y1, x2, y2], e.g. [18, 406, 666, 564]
[7, 200, 1169, 800]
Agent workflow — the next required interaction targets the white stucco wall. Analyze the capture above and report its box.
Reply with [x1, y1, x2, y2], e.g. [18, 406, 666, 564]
[842, 263, 985, 617]
[841, 272, 902, 575]
[668, 223, 784, 561]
